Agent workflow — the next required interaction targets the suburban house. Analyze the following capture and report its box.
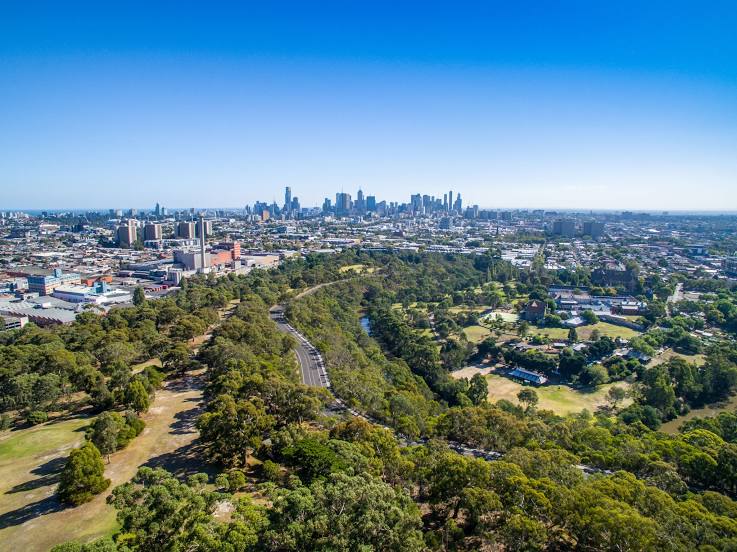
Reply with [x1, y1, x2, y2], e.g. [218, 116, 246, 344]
[521, 300, 547, 322]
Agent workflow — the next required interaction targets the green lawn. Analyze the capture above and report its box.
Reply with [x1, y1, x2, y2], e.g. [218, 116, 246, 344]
[484, 373, 631, 416]
[577, 322, 641, 340]
[525, 321, 640, 342]
[0, 417, 88, 462]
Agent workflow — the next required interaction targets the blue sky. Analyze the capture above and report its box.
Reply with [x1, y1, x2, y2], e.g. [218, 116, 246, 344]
[1, 1, 736, 210]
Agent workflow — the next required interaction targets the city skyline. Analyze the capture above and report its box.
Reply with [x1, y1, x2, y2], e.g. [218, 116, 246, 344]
[2, 2, 737, 210]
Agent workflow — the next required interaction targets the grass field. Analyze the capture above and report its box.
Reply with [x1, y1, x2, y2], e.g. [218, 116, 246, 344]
[649, 349, 707, 368]
[448, 305, 494, 314]
[526, 326, 570, 340]
[526, 321, 640, 342]
[463, 325, 493, 343]
[338, 264, 376, 274]
[481, 311, 519, 323]
[482, 373, 631, 416]
[659, 393, 737, 434]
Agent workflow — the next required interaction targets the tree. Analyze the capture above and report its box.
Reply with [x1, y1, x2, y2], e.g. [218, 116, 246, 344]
[132, 286, 146, 306]
[517, 388, 539, 412]
[581, 309, 599, 325]
[197, 394, 275, 467]
[162, 342, 191, 374]
[50, 537, 117, 552]
[57, 441, 110, 505]
[518, 321, 530, 337]
[124, 380, 150, 414]
[607, 386, 627, 409]
[467, 373, 488, 405]
[264, 472, 424, 551]
[89, 411, 123, 462]
[581, 364, 609, 386]
[109, 467, 268, 551]
[568, 327, 578, 342]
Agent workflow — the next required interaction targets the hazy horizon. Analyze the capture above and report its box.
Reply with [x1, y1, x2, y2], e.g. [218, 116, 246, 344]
[2, 2, 736, 211]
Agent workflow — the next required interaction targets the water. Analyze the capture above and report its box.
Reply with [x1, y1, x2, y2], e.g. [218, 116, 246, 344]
[360, 316, 371, 335]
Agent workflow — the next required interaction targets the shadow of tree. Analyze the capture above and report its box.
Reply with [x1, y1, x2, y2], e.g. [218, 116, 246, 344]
[0, 495, 70, 530]
[5, 456, 67, 495]
[169, 405, 202, 436]
[143, 440, 215, 480]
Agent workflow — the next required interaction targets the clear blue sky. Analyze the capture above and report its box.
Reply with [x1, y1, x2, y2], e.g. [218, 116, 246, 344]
[1, 1, 736, 211]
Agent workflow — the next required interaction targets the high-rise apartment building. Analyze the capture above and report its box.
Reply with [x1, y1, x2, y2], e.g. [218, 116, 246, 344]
[553, 219, 576, 238]
[583, 221, 605, 239]
[143, 222, 162, 241]
[117, 219, 137, 248]
[177, 221, 196, 239]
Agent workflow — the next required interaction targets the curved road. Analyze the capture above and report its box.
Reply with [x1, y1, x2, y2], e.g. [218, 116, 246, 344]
[269, 305, 330, 388]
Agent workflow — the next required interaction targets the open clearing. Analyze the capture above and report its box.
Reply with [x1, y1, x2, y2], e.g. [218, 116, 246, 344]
[649, 348, 707, 368]
[463, 325, 492, 343]
[527, 321, 640, 342]
[482, 373, 631, 416]
[0, 371, 206, 552]
[660, 393, 737, 434]
[481, 311, 519, 323]
[338, 264, 376, 274]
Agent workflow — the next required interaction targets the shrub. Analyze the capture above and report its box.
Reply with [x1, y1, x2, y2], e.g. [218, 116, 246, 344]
[227, 469, 247, 491]
[26, 410, 49, 425]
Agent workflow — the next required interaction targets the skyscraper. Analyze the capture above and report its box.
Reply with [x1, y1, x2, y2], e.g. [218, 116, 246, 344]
[284, 186, 292, 214]
[448, 191, 454, 212]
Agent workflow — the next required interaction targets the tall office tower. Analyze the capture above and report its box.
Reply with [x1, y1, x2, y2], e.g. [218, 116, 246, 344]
[284, 187, 292, 214]
[291, 197, 300, 214]
[117, 219, 137, 248]
[143, 222, 162, 241]
[410, 194, 422, 213]
[176, 221, 196, 239]
[356, 189, 365, 214]
[366, 195, 376, 212]
[154, 202, 161, 217]
[335, 192, 352, 216]
[423, 195, 432, 213]
[322, 198, 332, 214]
[454, 193, 462, 212]
[448, 191, 453, 212]
[443, 193, 448, 211]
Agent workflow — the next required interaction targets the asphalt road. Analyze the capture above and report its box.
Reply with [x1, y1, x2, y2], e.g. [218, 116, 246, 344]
[269, 306, 330, 388]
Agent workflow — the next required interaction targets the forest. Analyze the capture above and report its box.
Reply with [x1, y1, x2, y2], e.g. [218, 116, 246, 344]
[12, 249, 737, 551]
